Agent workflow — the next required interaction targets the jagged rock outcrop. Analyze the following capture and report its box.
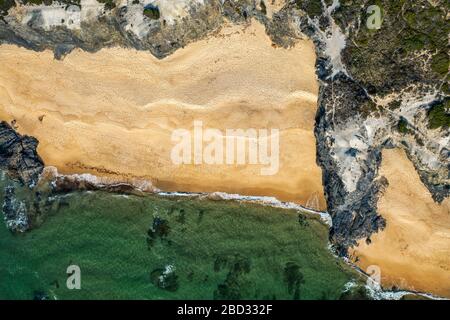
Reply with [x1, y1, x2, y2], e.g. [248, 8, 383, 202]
[0, 0, 297, 59]
[0, 121, 44, 232]
[0, 121, 44, 187]
[295, 0, 449, 250]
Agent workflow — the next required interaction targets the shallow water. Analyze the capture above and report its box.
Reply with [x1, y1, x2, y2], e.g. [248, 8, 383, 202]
[0, 190, 358, 300]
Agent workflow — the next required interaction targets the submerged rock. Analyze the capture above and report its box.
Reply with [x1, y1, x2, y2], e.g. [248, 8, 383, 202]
[283, 262, 304, 300]
[146, 217, 170, 247]
[150, 265, 179, 292]
[33, 290, 50, 300]
[2, 185, 29, 232]
[213, 253, 252, 299]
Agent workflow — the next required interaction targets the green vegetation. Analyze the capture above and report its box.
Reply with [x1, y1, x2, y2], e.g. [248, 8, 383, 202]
[431, 52, 449, 77]
[334, 0, 450, 94]
[402, 3, 449, 77]
[0, 0, 15, 15]
[427, 99, 450, 130]
[1, 0, 116, 12]
[97, 0, 115, 10]
[0, 190, 361, 300]
[388, 100, 402, 110]
[259, 0, 267, 16]
[0, 0, 115, 18]
[397, 117, 411, 134]
[294, 0, 323, 18]
[143, 5, 160, 20]
[339, 285, 370, 300]
[22, 0, 62, 5]
[20, 0, 45, 5]
[401, 34, 427, 51]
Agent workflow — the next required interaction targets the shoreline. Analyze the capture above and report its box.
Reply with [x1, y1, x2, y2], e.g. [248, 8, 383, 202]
[36, 168, 449, 300]
[0, 20, 326, 211]
[39, 166, 331, 225]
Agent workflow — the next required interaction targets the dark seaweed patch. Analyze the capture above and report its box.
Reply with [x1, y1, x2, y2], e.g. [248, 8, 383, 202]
[283, 262, 304, 300]
[146, 217, 170, 247]
[213, 253, 252, 300]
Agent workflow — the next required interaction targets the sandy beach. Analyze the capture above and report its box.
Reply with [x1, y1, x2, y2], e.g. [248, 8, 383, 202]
[351, 149, 450, 297]
[0, 21, 326, 210]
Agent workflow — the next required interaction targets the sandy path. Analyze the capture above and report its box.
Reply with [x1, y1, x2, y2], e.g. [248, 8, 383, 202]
[351, 149, 450, 297]
[0, 21, 326, 210]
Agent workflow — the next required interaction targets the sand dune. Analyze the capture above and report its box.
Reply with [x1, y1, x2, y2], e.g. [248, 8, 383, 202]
[351, 149, 450, 297]
[0, 21, 326, 210]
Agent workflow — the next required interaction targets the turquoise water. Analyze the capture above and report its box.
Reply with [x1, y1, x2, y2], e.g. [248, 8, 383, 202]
[0, 190, 360, 300]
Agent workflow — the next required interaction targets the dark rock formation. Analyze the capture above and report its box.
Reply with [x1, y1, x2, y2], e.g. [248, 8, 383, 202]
[2, 184, 29, 232]
[213, 253, 252, 300]
[297, 0, 449, 251]
[150, 266, 179, 292]
[283, 262, 305, 300]
[0, 0, 300, 59]
[146, 217, 170, 247]
[0, 121, 44, 187]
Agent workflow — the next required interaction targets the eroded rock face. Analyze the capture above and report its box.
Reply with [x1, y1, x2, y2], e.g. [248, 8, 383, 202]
[0, 0, 448, 256]
[0, 0, 299, 59]
[295, 0, 449, 251]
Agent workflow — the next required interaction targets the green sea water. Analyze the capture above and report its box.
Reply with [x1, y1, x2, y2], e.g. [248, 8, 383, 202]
[0, 190, 361, 300]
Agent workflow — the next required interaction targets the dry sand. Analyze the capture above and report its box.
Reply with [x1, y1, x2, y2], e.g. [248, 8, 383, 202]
[0, 21, 326, 210]
[351, 149, 450, 297]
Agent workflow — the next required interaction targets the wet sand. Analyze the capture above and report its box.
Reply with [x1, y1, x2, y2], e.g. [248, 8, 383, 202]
[0, 21, 326, 210]
[351, 149, 450, 297]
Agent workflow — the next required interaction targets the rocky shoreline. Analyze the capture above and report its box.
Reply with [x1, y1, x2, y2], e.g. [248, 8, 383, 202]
[0, 121, 44, 187]
[0, 0, 448, 256]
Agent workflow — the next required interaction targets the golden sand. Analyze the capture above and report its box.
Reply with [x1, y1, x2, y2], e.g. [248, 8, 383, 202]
[0, 21, 326, 210]
[351, 149, 450, 297]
